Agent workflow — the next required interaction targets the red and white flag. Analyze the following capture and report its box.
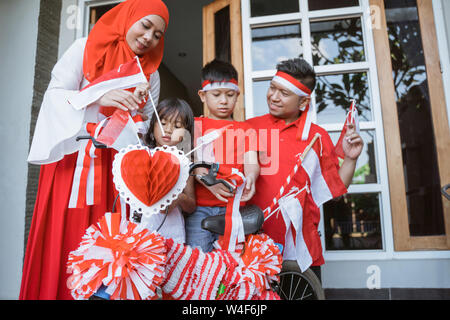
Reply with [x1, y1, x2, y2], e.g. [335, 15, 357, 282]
[278, 186, 312, 272]
[95, 109, 141, 151]
[334, 100, 360, 160]
[301, 134, 347, 208]
[68, 57, 147, 111]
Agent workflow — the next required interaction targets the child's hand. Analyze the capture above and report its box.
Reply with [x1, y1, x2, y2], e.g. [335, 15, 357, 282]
[133, 82, 150, 104]
[241, 175, 256, 202]
[206, 183, 235, 203]
[195, 167, 235, 203]
[342, 123, 363, 160]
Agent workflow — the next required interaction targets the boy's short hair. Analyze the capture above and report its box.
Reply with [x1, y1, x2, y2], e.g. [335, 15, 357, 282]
[201, 59, 238, 84]
[276, 58, 316, 92]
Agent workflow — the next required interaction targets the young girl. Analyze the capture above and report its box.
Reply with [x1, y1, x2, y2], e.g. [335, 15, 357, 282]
[143, 98, 196, 243]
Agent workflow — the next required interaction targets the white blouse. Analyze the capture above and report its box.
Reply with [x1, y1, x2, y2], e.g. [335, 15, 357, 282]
[28, 37, 160, 165]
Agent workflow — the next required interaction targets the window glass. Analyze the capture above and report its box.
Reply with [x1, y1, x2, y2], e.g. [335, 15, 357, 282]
[251, 24, 302, 71]
[329, 130, 378, 184]
[308, 0, 359, 11]
[215, 6, 231, 62]
[323, 193, 382, 251]
[385, 0, 445, 236]
[88, 3, 119, 32]
[251, 80, 270, 117]
[315, 72, 372, 124]
[250, 0, 299, 17]
[311, 17, 365, 66]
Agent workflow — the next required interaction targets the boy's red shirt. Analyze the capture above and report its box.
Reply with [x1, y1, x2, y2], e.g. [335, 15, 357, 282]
[246, 113, 346, 266]
[194, 117, 257, 207]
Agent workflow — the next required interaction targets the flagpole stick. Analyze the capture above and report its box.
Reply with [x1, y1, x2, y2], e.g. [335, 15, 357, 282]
[263, 184, 308, 222]
[134, 55, 166, 137]
[300, 133, 321, 161]
[148, 92, 166, 136]
[264, 133, 321, 221]
[185, 143, 203, 157]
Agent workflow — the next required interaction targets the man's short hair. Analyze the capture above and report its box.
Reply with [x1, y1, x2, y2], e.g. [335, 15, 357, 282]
[276, 58, 316, 92]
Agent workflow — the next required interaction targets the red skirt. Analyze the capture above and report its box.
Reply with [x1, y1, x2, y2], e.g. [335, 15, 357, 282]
[19, 149, 119, 300]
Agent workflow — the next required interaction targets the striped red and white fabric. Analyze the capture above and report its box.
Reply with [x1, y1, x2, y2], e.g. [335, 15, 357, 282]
[301, 135, 347, 208]
[220, 169, 246, 252]
[68, 119, 107, 208]
[68, 57, 147, 111]
[214, 234, 282, 300]
[278, 186, 313, 272]
[96, 109, 140, 151]
[161, 239, 228, 300]
[334, 100, 360, 159]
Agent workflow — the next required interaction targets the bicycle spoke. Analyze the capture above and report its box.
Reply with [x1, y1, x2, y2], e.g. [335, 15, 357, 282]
[290, 275, 302, 300]
[300, 283, 310, 300]
[278, 275, 289, 300]
[289, 274, 294, 300]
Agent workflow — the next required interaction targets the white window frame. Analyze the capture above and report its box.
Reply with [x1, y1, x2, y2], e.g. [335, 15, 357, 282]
[241, 0, 450, 261]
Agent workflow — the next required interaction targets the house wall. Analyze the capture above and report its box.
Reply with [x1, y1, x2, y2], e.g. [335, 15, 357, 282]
[0, 0, 40, 299]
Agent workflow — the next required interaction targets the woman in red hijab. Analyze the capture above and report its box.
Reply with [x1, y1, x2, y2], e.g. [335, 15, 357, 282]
[21, 0, 169, 300]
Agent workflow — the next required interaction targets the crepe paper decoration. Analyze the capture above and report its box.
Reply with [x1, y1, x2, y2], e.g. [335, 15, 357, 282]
[112, 144, 190, 219]
[120, 149, 179, 206]
[67, 212, 166, 300]
[251, 289, 281, 300]
[161, 239, 230, 300]
[214, 233, 283, 299]
[239, 233, 283, 292]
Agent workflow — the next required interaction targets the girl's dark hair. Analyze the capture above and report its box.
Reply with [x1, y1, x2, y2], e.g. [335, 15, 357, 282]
[144, 97, 194, 148]
[201, 59, 238, 84]
[276, 58, 316, 92]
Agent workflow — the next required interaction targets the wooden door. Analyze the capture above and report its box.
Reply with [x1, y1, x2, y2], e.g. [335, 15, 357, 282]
[371, 0, 450, 250]
[202, 0, 245, 120]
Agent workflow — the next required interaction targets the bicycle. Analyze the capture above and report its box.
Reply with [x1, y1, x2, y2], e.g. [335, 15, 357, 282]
[72, 135, 324, 300]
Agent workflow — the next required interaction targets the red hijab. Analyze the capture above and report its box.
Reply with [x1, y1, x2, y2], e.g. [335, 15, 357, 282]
[83, 0, 169, 82]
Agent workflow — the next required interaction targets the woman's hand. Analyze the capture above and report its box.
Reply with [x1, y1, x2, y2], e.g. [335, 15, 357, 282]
[97, 88, 143, 112]
[134, 82, 150, 103]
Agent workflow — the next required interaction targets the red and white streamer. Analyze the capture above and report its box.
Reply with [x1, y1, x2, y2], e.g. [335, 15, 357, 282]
[67, 212, 166, 300]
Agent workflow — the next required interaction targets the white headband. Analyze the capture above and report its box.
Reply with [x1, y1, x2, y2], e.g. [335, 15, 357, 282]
[201, 79, 240, 92]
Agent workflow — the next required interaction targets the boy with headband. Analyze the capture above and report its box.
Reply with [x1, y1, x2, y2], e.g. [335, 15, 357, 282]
[185, 59, 259, 252]
[246, 58, 363, 279]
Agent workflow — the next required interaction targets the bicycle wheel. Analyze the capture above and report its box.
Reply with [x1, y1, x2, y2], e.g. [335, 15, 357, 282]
[275, 260, 325, 300]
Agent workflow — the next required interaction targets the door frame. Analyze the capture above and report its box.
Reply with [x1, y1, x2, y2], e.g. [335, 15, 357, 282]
[370, 0, 450, 250]
[202, 0, 245, 120]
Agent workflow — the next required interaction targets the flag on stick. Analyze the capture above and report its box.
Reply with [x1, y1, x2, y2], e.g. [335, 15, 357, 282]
[334, 100, 360, 159]
[96, 110, 141, 151]
[68, 57, 147, 111]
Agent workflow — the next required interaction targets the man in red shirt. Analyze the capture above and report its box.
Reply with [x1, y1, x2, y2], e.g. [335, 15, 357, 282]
[246, 58, 363, 278]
